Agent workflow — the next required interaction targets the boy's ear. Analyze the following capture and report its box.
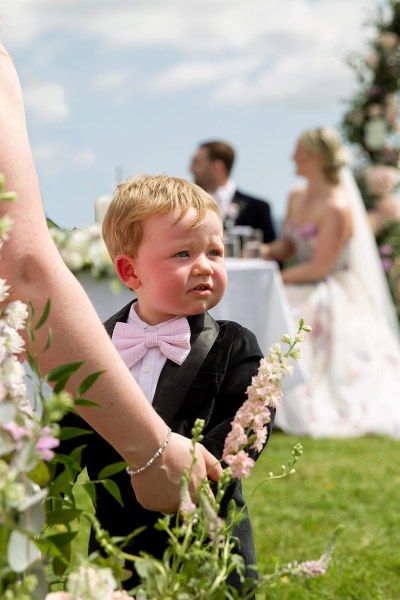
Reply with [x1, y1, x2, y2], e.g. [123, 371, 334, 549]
[114, 254, 141, 290]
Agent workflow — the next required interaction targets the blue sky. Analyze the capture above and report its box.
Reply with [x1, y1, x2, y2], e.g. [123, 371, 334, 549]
[1, 0, 382, 230]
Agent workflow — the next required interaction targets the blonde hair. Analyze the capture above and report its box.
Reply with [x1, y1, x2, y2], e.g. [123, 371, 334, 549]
[299, 127, 348, 185]
[102, 173, 221, 260]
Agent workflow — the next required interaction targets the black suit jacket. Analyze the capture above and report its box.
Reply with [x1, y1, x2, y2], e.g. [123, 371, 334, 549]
[60, 303, 274, 588]
[229, 189, 276, 244]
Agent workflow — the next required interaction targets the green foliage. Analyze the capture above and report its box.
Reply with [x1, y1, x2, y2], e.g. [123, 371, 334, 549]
[244, 432, 400, 599]
[341, 0, 400, 321]
[341, 0, 400, 168]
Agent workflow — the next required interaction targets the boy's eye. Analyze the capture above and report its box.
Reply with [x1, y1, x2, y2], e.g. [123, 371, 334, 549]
[175, 250, 189, 258]
[209, 248, 223, 257]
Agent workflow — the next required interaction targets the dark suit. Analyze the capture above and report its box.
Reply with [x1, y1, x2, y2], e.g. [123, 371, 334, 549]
[228, 189, 276, 244]
[60, 302, 274, 590]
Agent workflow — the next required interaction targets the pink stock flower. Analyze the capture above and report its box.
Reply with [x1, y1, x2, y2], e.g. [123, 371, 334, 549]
[3, 421, 33, 441]
[251, 427, 268, 453]
[208, 516, 225, 548]
[224, 450, 255, 478]
[223, 422, 248, 455]
[36, 426, 60, 461]
[0, 381, 7, 401]
[222, 326, 307, 479]
[286, 556, 329, 578]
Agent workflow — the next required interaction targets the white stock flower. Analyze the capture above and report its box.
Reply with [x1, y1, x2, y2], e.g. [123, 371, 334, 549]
[0, 324, 25, 355]
[67, 566, 117, 600]
[0, 279, 10, 302]
[87, 238, 113, 270]
[85, 223, 102, 238]
[3, 301, 29, 330]
[49, 227, 67, 245]
[0, 355, 26, 389]
[60, 250, 86, 271]
[64, 229, 91, 255]
[0, 462, 26, 509]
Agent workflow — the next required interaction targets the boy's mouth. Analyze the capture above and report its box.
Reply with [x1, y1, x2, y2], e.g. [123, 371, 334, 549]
[192, 283, 211, 291]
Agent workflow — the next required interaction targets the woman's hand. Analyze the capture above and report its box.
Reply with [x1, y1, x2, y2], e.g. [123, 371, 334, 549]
[130, 434, 222, 513]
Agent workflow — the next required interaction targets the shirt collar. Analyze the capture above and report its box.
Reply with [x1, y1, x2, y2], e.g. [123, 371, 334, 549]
[211, 179, 237, 217]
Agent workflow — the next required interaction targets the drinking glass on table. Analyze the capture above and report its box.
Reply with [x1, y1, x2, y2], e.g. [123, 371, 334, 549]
[242, 228, 263, 258]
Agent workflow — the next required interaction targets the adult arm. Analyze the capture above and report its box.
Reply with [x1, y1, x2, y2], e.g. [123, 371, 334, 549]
[261, 191, 297, 263]
[0, 44, 221, 513]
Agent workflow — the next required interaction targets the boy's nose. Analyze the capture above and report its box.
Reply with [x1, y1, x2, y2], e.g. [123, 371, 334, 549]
[192, 255, 213, 276]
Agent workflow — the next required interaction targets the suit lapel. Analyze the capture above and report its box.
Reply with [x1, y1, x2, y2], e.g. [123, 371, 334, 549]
[153, 312, 219, 423]
[103, 300, 134, 336]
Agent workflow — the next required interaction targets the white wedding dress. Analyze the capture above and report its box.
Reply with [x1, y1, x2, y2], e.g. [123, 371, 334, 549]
[275, 171, 400, 439]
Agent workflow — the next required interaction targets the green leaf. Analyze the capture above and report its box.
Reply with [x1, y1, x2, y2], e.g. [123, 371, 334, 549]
[47, 508, 82, 525]
[74, 397, 101, 408]
[52, 554, 70, 576]
[98, 461, 127, 479]
[28, 461, 51, 487]
[27, 300, 35, 324]
[48, 468, 75, 498]
[46, 531, 77, 548]
[53, 376, 70, 393]
[58, 426, 93, 441]
[43, 326, 53, 352]
[99, 479, 123, 506]
[25, 326, 35, 346]
[82, 480, 96, 504]
[78, 370, 105, 396]
[34, 298, 51, 330]
[25, 350, 40, 377]
[46, 361, 84, 384]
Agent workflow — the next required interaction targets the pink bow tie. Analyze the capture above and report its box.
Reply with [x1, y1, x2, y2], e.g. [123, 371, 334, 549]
[112, 317, 191, 369]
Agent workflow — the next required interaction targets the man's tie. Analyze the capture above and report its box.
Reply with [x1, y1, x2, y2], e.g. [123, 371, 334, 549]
[112, 318, 191, 369]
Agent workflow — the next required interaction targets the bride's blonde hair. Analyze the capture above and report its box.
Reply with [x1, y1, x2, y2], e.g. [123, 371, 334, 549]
[300, 127, 348, 185]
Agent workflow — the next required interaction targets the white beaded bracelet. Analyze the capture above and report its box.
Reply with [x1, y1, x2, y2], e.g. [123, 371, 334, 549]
[126, 427, 173, 476]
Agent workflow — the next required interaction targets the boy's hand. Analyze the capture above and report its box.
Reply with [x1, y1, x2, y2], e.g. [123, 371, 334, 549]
[130, 433, 222, 513]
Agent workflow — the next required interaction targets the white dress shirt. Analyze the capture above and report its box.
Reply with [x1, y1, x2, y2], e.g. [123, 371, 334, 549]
[121, 304, 189, 405]
[211, 179, 237, 219]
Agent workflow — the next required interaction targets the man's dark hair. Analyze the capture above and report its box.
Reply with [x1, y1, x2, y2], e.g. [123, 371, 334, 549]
[199, 141, 235, 175]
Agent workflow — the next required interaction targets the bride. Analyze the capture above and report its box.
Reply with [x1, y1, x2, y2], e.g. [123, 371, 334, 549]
[263, 126, 400, 438]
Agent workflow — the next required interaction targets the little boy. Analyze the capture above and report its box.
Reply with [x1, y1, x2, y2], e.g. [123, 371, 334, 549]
[63, 174, 274, 589]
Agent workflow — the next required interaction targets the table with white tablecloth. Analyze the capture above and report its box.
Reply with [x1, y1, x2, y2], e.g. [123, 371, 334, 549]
[209, 259, 306, 390]
[76, 258, 305, 391]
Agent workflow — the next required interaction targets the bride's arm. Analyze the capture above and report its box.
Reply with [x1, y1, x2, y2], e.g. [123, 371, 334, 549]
[282, 203, 349, 284]
[261, 190, 297, 263]
[0, 43, 221, 512]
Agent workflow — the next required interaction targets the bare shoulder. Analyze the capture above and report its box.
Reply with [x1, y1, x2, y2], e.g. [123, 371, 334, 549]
[322, 189, 353, 237]
[326, 189, 352, 220]
[286, 187, 306, 218]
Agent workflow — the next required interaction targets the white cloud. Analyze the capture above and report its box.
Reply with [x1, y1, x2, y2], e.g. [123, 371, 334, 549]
[32, 141, 63, 164]
[149, 56, 262, 93]
[23, 81, 69, 121]
[92, 69, 136, 103]
[71, 150, 95, 168]
[33, 141, 95, 174]
[2, 0, 381, 107]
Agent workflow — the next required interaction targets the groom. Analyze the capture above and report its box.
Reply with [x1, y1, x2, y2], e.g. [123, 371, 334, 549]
[190, 140, 276, 243]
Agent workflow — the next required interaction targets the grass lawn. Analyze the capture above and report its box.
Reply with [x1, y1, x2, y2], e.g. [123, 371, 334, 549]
[242, 431, 400, 600]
